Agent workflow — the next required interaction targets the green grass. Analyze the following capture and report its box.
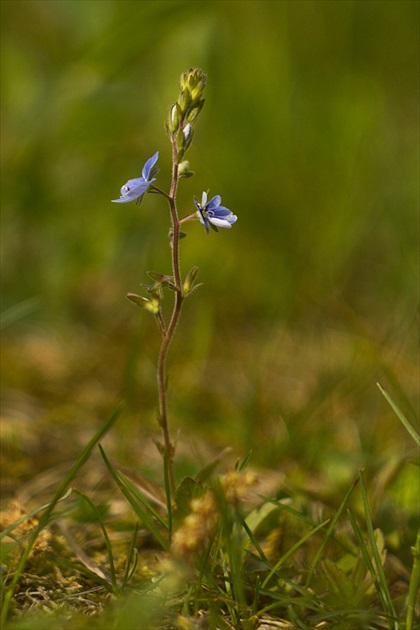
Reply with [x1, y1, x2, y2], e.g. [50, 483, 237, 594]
[3, 424, 419, 630]
[1, 404, 418, 628]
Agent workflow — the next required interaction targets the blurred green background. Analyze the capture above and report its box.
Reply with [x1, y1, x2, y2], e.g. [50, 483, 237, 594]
[1, 0, 418, 487]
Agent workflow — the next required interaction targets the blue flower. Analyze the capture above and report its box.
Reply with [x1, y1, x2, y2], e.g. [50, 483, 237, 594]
[194, 192, 237, 233]
[112, 152, 159, 204]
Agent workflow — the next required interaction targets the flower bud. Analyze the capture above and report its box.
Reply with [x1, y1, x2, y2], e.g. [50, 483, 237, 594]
[183, 123, 192, 142]
[177, 88, 191, 115]
[168, 104, 180, 133]
[190, 81, 205, 105]
[186, 100, 205, 124]
[178, 160, 194, 178]
[171, 69, 207, 155]
[182, 123, 193, 150]
[178, 68, 206, 111]
[180, 67, 205, 91]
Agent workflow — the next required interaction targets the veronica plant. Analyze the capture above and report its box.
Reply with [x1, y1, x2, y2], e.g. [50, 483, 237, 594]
[112, 68, 237, 511]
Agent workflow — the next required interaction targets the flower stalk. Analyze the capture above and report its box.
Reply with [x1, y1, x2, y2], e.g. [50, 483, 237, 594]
[112, 68, 237, 524]
[156, 144, 182, 499]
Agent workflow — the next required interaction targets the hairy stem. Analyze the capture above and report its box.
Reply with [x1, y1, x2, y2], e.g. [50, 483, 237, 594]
[156, 140, 184, 500]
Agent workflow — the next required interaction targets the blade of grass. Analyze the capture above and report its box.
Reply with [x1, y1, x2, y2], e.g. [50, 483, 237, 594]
[120, 521, 139, 591]
[250, 573, 261, 619]
[195, 538, 219, 616]
[0, 402, 122, 626]
[115, 471, 169, 529]
[54, 554, 113, 589]
[225, 521, 247, 618]
[216, 545, 241, 626]
[287, 603, 311, 629]
[57, 519, 113, 584]
[259, 495, 331, 530]
[348, 510, 384, 601]
[260, 496, 356, 558]
[245, 547, 311, 604]
[0, 488, 73, 540]
[257, 594, 321, 619]
[377, 382, 420, 446]
[406, 529, 420, 630]
[310, 606, 386, 625]
[239, 513, 270, 566]
[241, 496, 348, 603]
[380, 367, 419, 426]
[98, 445, 169, 551]
[262, 518, 330, 589]
[358, 470, 398, 628]
[182, 584, 194, 617]
[73, 490, 117, 591]
[348, 510, 398, 628]
[305, 473, 360, 588]
[240, 508, 313, 601]
[235, 450, 253, 472]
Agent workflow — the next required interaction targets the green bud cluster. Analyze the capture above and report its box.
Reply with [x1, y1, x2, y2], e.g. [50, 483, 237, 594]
[166, 67, 207, 163]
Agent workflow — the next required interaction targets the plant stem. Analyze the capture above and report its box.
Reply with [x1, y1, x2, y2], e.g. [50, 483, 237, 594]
[156, 140, 184, 499]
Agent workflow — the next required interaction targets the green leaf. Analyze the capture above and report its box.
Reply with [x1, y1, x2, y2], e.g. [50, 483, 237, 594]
[182, 266, 202, 297]
[147, 271, 173, 284]
[377, 382, 420, 446]
[407, 529, 420, 630]
[73, 489, 117, 590]
[348, 470, 398, 624]
[262, 518, 330, 589]
[245, 501, 281, 537]
[235, 450, 253, 472]
[321, 558, 356, 600]
[99, 446, 169, 551]
[127, 293, 160, 314]
[306, 473, 360, 588]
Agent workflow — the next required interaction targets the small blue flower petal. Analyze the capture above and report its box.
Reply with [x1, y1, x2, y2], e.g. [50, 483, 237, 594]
[211, 206, 231, 217]
[209, 215, 237, 229]
[206, 195, 222, 211]
[142, 151, 159, 180]
[194, 192, 237, 233]
[112, 179, 151, 203]
[112, 152, 159, 204]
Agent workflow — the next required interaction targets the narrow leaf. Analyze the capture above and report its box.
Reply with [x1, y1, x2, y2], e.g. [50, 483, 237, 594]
[377, 382, 420, 446]
[0, 488, 73, 540]
[127, 293, 159, 313]
[98, 446, 169, 551]
[306, 473, 360, 587]
[262, 518, 330, 589]
[73, 490, 117, 590]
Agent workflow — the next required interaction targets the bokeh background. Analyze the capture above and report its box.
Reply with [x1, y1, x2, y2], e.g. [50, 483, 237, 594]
[1, 1, 418, 498]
